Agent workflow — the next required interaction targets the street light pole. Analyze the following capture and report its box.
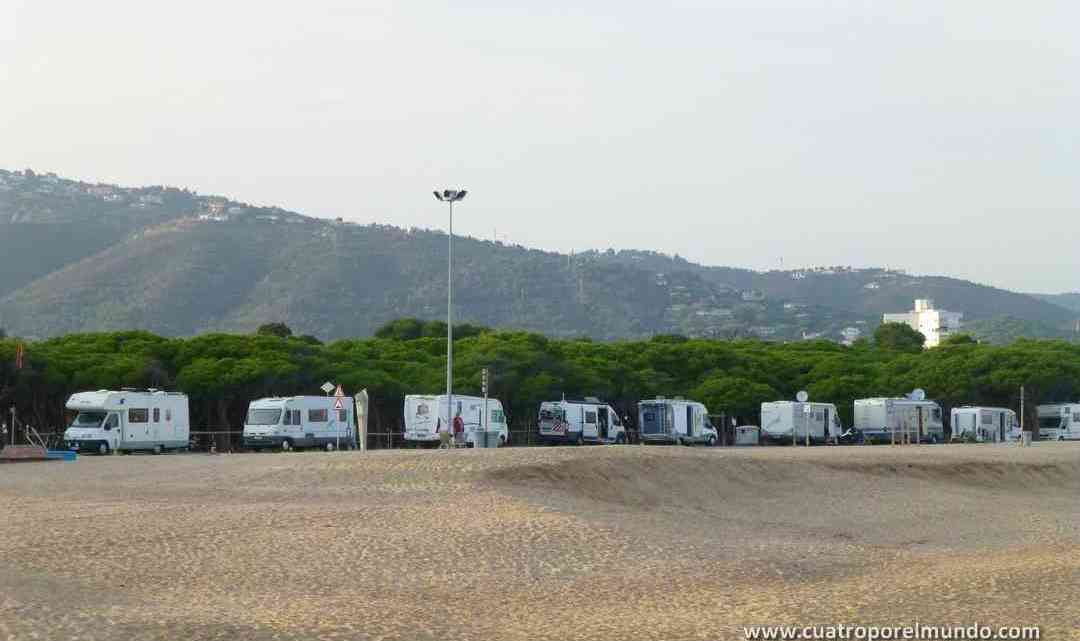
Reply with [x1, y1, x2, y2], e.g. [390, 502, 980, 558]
[434, 189, 467, 444]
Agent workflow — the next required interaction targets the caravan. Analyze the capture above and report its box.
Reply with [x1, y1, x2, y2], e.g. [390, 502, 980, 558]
[637, 397, 717, 445]
[403, 394, 508, 447]
[242, 396, 355, 451]
[1053, 403, 1080, 441]
[759, 401, 841, 444]
[950, 407, 1019, 443]
[63, 389, 190, 455]
[1037, 404, 1065, 440]
[537, 398, 627, 445]
[853, 398, 945, 443]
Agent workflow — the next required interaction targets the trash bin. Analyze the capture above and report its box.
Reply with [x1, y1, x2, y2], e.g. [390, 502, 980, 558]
[474, 430, 500, 449]
[1021, 431, 1033, 447]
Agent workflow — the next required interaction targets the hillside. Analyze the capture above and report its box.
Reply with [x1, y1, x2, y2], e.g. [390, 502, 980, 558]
[1, 169, 1077, 341]
[1033, 292, 1080, 314]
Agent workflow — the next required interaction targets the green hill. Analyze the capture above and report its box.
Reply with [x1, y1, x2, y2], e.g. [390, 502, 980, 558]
[1, 169, 1076, 341]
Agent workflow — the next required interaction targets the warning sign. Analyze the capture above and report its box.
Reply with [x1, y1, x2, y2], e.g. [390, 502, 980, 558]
[333, 397, 344, 410]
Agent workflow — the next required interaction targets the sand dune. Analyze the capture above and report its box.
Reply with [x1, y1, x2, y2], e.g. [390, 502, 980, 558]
[2, 444, 1078, 640]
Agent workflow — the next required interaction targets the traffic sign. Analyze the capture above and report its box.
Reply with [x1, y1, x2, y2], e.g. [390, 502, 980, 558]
[321, 382, 335, 395]
[334, 384, 345, 398]
[333, 397, 344, 410]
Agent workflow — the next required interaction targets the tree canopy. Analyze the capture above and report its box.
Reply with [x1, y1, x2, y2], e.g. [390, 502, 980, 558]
[2, 324, 1079, 436]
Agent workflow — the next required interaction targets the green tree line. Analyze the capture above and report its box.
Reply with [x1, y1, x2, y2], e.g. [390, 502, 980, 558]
[2, 322, 1079, 436]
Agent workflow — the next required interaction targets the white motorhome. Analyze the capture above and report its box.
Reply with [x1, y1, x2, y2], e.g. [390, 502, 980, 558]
[760, 401, 841, 444]
[637, 397, 717, 445]
[403, 394, 508, 447]
[1037, 404, 1067, 440]
[243, 396, 356, 451]
[538, 398, 627, 445]
[950, 406, 1020, 443]
[853, 398, 945, 443]
[1054, 403, 1080, 441]
[64, 389, 190, 455]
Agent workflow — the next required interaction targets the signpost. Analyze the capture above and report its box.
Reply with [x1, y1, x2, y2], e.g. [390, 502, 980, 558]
[321, 381, 335, 396]
[333, 385, 345, 451]
[796, 391, 809, 446]
[355, 389, 368, 453]
[482, 368, 489, 448]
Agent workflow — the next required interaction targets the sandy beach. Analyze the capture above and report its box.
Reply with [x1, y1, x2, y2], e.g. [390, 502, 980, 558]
[2, 443, 1078, 640]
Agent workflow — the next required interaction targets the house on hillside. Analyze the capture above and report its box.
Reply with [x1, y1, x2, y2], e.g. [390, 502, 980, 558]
[883, 299, 962, 348]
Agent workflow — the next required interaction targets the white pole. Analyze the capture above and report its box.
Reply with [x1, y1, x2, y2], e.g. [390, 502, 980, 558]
[447, 199, 454, 446]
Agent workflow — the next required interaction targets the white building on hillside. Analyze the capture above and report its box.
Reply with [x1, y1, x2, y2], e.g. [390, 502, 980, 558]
[883, 299, 962, 348]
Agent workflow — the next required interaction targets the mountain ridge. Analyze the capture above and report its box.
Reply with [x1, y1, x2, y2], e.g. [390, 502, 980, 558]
[1, 168, 1077, 342]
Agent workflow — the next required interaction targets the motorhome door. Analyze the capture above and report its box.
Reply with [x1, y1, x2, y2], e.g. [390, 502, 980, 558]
[597, 407, 609, 440]
[822, 407, 830, 440]
[686, 405, 694, 439]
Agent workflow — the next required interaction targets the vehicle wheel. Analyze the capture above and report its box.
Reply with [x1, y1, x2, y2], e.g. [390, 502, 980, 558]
[708, 435, 717, 447]
[97, 442, 109, 455]
[152, 444, 163, 455]
[575, 433, 584, 446]
[499, 436, 506, 448]
[280, 439, 293, 452]
[325, 442, 335, 452]
[615, 433, 626, 445]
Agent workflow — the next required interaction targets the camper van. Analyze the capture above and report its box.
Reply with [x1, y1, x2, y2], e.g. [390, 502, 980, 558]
[853, 398, 945, 443]
[403, 394, 508, 447]
[242, 396, 355, 451]
[760, 401, 841, 444]
[637, 397, 717, 445]
[64, 389, 190, 455]
[1054, 403, 1080, 441]
[1037, 404, 1067, 440]
[950, 406, 1019, 443]
[537, 398, 627, 445]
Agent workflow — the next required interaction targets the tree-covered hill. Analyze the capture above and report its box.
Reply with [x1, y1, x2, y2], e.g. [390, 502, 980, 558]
[1, 169, 1076, 341]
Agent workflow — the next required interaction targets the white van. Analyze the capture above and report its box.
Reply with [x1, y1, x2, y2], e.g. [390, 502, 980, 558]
[950, 406, 1020, 443]
[760, 401, 841, 444]
[1037, 404, 1066, 440]
[403, 394, 508, 447]
[637, 397, 717, 445]
[64, 389, 190, 455]
[853, 398, 945, 443]
[1055, 404, 1080, 441]
[538, 398, 627, 445]
[242, 396, 355, 451]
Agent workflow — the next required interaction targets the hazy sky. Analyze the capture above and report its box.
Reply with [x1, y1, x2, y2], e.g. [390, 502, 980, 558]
[3, 1, 1078, 293]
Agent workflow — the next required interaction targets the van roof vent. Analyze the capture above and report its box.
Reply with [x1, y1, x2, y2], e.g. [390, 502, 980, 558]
[584, 396, 600, 403]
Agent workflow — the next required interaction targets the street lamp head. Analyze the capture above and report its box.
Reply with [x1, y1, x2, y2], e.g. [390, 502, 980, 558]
[435, 189, 467, 202]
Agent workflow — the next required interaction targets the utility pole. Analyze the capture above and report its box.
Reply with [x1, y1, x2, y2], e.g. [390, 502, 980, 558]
[433, 189, 467, 444]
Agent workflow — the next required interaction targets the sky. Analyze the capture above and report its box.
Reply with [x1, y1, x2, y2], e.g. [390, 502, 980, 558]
[2, 1, 1078, 293]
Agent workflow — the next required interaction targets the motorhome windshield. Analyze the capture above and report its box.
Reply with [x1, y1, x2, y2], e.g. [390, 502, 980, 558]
[246, 409, 282, 425]
[540, 408, 566, 421]
[70, 411, 107, 428]
[1038, 415, 1062, 429]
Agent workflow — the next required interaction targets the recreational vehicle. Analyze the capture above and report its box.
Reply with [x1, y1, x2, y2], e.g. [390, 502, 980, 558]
[403, 394, 508, 447]
[1037, 404, 1067, 440]
[63, 389, 190, 455]
[637, 397, 717, 445]
[853, 398, 945, 443]
[1054, 403, 1080, 441]
[950, 406, 1019, 443]
[537, 398, 627, 445]
[242, 396, 356, 451]
[759, 401, 841, 444]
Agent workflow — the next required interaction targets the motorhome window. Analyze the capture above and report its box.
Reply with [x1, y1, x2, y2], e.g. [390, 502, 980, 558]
[585, 411, 597, 424]
[128, 409, 149, 423]
[416, 403, 429, 416]
[980, 411, 993, 425]
[613, 414, 622, 426]
[814, 411, 824, 422]
[309, 409, 328, 423]
[106, 414, 119, 429]
[1073, 413, 1080, 423]
[932, 408, 942, 421]
[165, 409, 171, 421]
[338, 409, 347, 422]
[71, 411, 106, 427]
[283, 410, 293, 425]
[491, 409, 505, 424]
[247, 409, 282, 425]
[153, 408, 160, 423]
[292, 410, 301, 425]
[540, 409, 565, 421]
